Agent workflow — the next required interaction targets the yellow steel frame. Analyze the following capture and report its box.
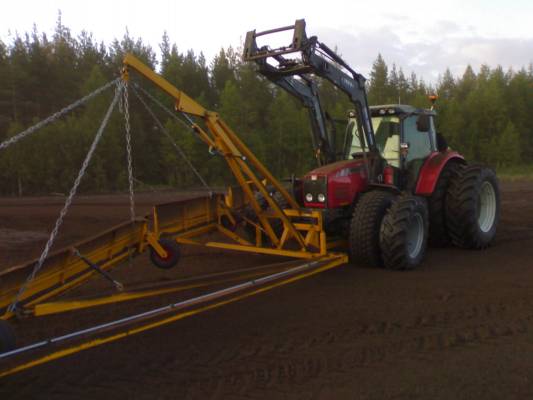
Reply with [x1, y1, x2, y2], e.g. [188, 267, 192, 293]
[122, 54, 312, 253]
[0, 54, 353, 380]
[0, 55, 344, 321]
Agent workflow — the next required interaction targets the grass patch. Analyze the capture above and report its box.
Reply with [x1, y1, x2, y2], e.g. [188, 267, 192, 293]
[496, 164, 533, 181]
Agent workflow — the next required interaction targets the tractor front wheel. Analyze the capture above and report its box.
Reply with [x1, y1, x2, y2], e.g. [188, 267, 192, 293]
[445, 165, 500, 248]
[149, 238, 181, 269]
[380, 195, 429, 270]
[349, 190, 396, 267]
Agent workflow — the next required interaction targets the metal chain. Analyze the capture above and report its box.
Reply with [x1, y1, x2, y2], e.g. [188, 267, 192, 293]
[122, 81, 135, 223]
[0, 78, 120, 151]
[121, 80, 136, 269]
[132, 83, 200, 140]
[131, 85, 212, 194]
[8, 87, 122, 313]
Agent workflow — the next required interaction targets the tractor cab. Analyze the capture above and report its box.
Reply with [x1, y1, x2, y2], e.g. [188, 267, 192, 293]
[344, 104, 438, 190]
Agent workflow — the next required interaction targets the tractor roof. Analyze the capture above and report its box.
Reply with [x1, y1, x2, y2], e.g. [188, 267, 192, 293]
[370, 104, 436, 117]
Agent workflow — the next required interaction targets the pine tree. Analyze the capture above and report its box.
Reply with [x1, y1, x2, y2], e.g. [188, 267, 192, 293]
[368, 54, 390, 104]
[495, 121, 521, 167]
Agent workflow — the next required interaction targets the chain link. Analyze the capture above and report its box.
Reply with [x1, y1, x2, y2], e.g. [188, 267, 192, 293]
[131, 85, 212, 194]
[0, 78, 120, 151]
[121, 81, 135, 223]
[8, 87, 122, 313]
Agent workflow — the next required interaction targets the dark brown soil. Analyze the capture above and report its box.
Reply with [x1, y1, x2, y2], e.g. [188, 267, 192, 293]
[1, 181, 533, 400]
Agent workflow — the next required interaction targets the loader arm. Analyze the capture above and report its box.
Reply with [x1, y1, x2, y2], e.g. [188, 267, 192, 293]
[257, 61, 334, 165]
[244, 19, 378, 170]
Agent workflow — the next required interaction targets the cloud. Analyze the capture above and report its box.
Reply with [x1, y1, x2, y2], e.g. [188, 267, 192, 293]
[315, 25, 533, 83]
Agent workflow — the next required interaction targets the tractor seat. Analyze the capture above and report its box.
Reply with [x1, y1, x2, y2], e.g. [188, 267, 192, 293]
[382, 134, 400, 168]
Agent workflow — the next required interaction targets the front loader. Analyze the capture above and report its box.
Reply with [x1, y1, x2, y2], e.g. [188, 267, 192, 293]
[244, 19, 500, 270]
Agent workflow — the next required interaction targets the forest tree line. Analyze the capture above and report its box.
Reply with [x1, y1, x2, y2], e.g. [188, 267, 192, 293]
[0, 19, 532, 195]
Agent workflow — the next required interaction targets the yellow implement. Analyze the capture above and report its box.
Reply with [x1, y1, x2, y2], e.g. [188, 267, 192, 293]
[0, 54, 348, 376]
[0, 54, 343, 321]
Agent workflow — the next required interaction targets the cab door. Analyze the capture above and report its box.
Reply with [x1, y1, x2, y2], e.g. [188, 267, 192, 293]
[401, 115, 434, 189]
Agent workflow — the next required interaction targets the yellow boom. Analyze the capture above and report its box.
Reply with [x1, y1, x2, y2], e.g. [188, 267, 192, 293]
[123, 53, 308, 249]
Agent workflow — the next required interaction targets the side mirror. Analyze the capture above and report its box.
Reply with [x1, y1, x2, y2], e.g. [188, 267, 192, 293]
[416, 114, 430, 132]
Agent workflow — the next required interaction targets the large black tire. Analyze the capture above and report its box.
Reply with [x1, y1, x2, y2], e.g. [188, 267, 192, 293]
[243, 189, 288, 242]
[349, 190, 396, 267]
[380, 195, 429, 270]
[149, 238, 181, 269]
[0, 320, 16, 353]
[428, 159, 463, 247]
[445, 165, 500, 248]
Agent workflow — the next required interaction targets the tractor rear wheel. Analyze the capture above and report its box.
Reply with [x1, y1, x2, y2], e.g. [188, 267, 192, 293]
[428, 159, 462, 247]
[445, 165, 500, 248]
[0, 320, 16, 354]
[149, 238, 181, 269]
[349, 190, 396, 267]
[380, 195, 429, 270]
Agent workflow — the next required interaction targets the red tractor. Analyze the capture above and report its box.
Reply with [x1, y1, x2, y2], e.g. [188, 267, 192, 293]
[244, 20, 500, 270]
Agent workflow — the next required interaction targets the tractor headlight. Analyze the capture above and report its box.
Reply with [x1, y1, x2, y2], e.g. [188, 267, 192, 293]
[305, 193, 313, 202]
[317, 193, 326, 203]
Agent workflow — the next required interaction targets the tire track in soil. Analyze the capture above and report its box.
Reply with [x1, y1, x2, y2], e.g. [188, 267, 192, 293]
[179, 298, 533, 399]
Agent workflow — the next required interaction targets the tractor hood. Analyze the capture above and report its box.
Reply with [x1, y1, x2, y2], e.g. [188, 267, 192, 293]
[304, 158, 367, 178]
[302, 158, 368, 208]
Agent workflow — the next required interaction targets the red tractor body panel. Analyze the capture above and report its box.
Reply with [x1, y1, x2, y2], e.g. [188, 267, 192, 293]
[302, 151, 465, 209]
[415, 151, 465, 196]
[303, 159, 368, 208]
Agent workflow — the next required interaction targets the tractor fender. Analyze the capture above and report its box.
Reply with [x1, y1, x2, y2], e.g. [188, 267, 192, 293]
[415, 151, 465, 196]
[367, 183, 401, 195]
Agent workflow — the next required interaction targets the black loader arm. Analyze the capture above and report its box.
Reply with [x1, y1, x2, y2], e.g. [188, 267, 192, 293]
[258, 60, 334, 165]
[244, 19, 378, 162]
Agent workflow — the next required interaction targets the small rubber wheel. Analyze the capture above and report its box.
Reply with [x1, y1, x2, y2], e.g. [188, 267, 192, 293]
[149, 239, 181, 269]
[0, 320, 16, 354]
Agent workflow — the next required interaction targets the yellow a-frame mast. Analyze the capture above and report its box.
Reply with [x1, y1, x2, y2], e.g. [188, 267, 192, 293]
[122, 53, 309, 250]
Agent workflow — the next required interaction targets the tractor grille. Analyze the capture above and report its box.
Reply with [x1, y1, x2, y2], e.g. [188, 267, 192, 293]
[303, 176, 327, 204]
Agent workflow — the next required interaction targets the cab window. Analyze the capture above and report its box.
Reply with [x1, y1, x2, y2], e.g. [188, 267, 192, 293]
[372, 116, 400, 167]
[403, 115, 432, 162]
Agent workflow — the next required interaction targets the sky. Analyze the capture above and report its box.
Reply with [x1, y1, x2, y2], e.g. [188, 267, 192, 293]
[2, 0, 533, 83]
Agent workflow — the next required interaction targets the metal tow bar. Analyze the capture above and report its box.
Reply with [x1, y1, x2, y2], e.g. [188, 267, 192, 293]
[73, 249, 124, 292]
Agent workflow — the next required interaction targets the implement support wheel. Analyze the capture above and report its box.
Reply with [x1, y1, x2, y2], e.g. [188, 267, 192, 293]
[150, 238, 181, 269]
[0, 320, 16, 354]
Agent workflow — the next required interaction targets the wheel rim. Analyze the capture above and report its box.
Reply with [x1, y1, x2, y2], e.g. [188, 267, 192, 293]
[478, 181, 497, 233]
[406, 213, 424, 259]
